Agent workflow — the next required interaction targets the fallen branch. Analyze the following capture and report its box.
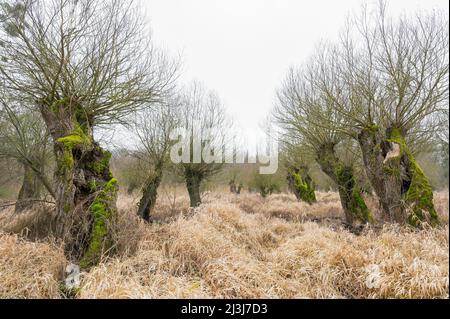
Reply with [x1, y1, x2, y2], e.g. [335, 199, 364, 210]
[0, 199, 56, 210]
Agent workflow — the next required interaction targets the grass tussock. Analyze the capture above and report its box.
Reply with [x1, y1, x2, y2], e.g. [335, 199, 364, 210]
[0, 190, 448, 299]
[0, 233, 66, 299]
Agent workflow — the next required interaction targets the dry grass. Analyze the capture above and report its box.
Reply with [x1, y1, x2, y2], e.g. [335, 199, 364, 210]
[0, 203, 57, 240]
[0, 233, 66, 299]
[434, 190, 449, 224]
[0, 189, 448, 299]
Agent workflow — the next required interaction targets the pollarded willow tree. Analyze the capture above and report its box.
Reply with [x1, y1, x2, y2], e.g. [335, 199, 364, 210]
[0, 102, 54, 212]
[0, 0, 178, 266]
[132, 97, 181, 222]
[275, 60, 373, 225]
[317, 3, 449, 226]
[281, 143, 316, 205]
[175, 81, 229, 207]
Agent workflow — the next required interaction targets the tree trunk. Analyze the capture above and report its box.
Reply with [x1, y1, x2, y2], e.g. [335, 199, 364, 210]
[229, 180, 237, 194]
[316, 143, 373, 225]
[137, 164, 163, 222]
[40, 101, 118, 268]
[15, 164, 41, 213]
[32, 168, 56, 200]
[185, 171, 202, 207]
[287, 167, 316, 205]
[358, 126, 439, 227]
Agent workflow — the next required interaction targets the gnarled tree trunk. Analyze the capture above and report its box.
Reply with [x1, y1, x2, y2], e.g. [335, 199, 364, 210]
[15, 164, 41, 213]
[316, 143, 373, 225]
[137, 163, 163, 222]
[287, 166, 316, 205]
[40, 100, 118, 269]
[358, 126, 439, 227]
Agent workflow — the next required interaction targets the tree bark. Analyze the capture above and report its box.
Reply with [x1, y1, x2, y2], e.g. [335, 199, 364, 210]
[137, 164, 163, 222]
[15, 164, 41, 213]
[316, 143, 373, 225]
[185, 170, 202, 208]
[358, 126, 439, 227]
[40, 101, 118, 268]
[287, 167, 317, 205]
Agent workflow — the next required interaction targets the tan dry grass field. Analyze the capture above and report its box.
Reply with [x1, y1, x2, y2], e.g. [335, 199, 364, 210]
[0, 190, 448, 299]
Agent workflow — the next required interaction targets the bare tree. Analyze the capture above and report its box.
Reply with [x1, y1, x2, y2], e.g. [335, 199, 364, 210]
[0, 103, 54, 212]
[0, 0, 178, 267]
[275, 60, 373, 225]
[316, 2, 448, 226]
[176, 81, 229, 207]
[132, 97, 181, 222]
[436, 109, 449, 184]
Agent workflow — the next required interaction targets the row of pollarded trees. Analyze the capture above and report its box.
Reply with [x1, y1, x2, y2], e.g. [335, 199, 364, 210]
[0, 0, 178, 268]
[131, 81, 230, 222]
[275, 3, 449, 227]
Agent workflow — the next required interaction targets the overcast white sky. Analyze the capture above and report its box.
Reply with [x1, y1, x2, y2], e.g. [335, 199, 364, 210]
[138, 0, 448, 146]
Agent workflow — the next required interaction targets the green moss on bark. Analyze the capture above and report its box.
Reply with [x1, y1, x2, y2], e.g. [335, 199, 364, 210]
[50, 98, 71, 114]
[349, 189, 374, 224]
[92, 151, 112, 175]
[85, 149, 113, 179]
[56, 124, 91, 172]
[88, 180, 97, 192]
[335, 165, 374, 224]
[316, 143, 373, 224]
[387, 129, 439, 227]
[291, 171, 317, 205]
[79, 178, 118, 270]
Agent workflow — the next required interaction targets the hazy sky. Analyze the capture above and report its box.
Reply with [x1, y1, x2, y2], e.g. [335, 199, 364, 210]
[140, 0, 448, 145]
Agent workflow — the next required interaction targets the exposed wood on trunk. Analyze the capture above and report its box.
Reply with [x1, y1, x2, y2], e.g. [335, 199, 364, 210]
[358, 126, 439, 227]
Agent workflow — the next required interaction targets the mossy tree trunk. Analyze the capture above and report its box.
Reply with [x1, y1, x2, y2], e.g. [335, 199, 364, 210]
[185, 169, 203, 208]
[287, 166, 317, 205]
[358, 126, 439, 227]
[137, 163, 163, 222]
[316, 143, 373, 225]
[15, 164, 41, 213]
[40, 100, 118, 268]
